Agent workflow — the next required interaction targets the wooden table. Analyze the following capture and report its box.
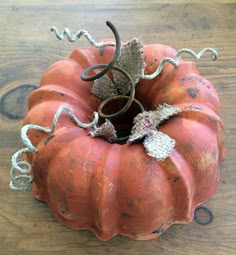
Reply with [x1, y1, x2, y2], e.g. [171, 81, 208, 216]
[0, 1, 235, 254]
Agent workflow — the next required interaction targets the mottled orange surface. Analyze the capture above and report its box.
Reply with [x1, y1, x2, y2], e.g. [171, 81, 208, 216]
[24, 43, 225, 240]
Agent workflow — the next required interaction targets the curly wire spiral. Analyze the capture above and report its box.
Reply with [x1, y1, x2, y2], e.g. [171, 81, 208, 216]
[142, 47, 218, 80]
[10, 105, 99, 191]
[50, 26, 115, 47]
[51, 23, 218, 81]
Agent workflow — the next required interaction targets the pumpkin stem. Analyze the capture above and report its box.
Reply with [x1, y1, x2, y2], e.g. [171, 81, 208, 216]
[81, 21, 121, 81]
[80, 22, 146, 143]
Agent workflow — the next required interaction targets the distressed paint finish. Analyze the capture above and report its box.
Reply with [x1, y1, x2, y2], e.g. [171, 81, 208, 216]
[23, 42, 225, 240]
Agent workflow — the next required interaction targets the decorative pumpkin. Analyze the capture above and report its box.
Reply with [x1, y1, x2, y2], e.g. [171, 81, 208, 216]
[10, 21, 225, 240]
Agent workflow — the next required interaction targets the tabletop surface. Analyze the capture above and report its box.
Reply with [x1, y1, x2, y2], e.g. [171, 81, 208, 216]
[0, 1, 236, 254]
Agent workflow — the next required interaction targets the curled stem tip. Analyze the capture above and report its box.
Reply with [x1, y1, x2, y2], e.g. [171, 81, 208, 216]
[81, 21, 121, 82]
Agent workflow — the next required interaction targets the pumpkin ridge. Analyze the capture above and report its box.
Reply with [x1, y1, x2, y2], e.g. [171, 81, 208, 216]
[23, 101, 92, 151]
[172, 102, 222, 132]
[32, 126, 88, 201]
[147, 74, 218, 112]
[28, 85, 95, 113]
[173, 102, 225, 160]
[161, 117, 221, 205]
[142, 44, 178, 77]
[89, 143, 121, 240]
[160, 149, 195, 223]
[40, 58, 101, 111]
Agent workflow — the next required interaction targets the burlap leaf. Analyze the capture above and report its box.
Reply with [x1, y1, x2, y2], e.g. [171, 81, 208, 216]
[89, 119, 117, 142]
[128, 103, 181, 143]
[150, 103, 181, 126]
[128, 111, 155, 143]
[143, 130, 175, 160]
[112, 38, 145, 95]
[91, 75, 118, 100]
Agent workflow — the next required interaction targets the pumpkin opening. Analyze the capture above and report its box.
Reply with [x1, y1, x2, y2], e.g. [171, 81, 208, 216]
[100, 97, 143, 144]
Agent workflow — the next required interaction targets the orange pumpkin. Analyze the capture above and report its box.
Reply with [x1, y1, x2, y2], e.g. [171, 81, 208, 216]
[19, 24, 225, 240]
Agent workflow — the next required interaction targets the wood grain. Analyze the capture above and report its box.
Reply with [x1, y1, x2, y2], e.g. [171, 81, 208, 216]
[0, 1, 235, 254]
